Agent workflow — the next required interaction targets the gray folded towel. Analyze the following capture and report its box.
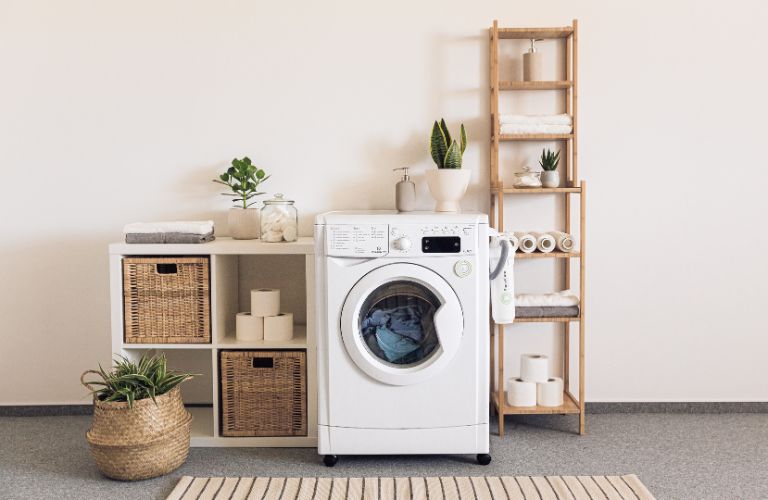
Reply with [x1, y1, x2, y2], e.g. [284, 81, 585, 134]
[125, 231, 215, 244]
[515, 306, 580, 318]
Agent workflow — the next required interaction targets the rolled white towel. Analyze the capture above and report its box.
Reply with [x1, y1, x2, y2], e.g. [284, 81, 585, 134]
[123, 220, 214, 235]
[500, 114, 572, 126]
[505, 232, 520, 252]
[500, 123, 573, 135]
[515, 290, 579, 307]
[531, 232, 556, 253]
[514, 232, 537, 253]
[549, 231, 575, 252]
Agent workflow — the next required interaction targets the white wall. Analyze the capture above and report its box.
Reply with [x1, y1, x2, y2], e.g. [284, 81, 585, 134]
[1, 0, 766, 404]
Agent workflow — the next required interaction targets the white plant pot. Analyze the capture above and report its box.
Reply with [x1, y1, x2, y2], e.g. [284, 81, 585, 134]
[541, 170, 560, 188]
[425, 169, 472, 212]
[228, 208, 260, 240]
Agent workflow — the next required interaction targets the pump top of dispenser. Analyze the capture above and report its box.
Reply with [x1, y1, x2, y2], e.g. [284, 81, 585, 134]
[393, 167, 411, 181]
[528, 38, 543, 53]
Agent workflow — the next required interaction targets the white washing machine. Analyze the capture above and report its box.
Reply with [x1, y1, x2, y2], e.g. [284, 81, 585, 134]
[314, 211, 490, 466]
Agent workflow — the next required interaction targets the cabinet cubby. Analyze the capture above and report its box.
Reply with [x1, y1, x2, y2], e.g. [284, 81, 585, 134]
[109, 237, 317, 447]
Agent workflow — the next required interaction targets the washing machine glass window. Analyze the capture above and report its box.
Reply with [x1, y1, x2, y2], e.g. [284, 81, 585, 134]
[358, 280, 441, 367]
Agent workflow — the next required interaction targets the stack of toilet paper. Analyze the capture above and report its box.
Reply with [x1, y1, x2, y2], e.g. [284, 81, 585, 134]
[506, 354, 564, 407]
[235, 288, 294, 342]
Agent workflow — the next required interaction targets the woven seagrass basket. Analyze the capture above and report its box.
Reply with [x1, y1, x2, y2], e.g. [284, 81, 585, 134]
[220, 350, 307, 437]
[122, 256, 211, 344]
[82, 373, 192, 481]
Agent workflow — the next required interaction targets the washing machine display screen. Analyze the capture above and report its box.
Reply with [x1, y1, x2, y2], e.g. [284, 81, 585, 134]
[421, 236, 460, 253]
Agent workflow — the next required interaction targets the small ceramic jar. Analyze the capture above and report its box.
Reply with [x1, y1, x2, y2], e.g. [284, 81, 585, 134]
[513, 166, 542, 188]
[260, 194, 298, 242]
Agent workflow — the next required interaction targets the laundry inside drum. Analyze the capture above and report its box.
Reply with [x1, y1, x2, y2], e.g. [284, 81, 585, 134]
[358, 280, 441, 366]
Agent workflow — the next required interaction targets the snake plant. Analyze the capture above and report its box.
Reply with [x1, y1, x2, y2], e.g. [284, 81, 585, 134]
[539, 149, 561, 171]
[430, 119, 467, 169]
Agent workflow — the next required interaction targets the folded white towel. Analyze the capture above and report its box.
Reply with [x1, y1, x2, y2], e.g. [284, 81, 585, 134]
[500, 123, 572, 135]
[500, 114, 572, 126]
[123, 221, 215, 235]
[515, 290, 579, 307]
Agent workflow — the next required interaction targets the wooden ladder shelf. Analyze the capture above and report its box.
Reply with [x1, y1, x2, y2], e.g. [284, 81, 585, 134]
[489, 19, 586, 436]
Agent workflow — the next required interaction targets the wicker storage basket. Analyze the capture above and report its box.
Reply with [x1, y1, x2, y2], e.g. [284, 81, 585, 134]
[82, 376, 192, 481]
[123, 256, 210, 344]
[220, 350, 307, 437]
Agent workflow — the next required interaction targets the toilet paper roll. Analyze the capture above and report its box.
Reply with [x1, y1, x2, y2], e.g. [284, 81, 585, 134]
[532, 232, 556, 253]
[537, 377, 564, 407]
[514, 232, 537, 253]
[264, 312, 294, 342]
[235, 312, 264, 342]
[251, 288, 280, 317]
[521, 354, 549, 383]
[548, 231, 575, 252]
[507, 377, 537, 407]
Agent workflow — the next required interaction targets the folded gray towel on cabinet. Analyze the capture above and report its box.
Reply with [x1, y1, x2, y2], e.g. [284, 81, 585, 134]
[125, 232, 215, 244]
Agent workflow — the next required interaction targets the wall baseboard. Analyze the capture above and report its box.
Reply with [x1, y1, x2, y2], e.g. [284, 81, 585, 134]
[586, 402, 768, 414]
[1, 402, 766, 417]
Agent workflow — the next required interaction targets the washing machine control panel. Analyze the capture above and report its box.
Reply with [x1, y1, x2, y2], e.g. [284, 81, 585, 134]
[326, 224, 389, 257]
[390, 224, 477, 255]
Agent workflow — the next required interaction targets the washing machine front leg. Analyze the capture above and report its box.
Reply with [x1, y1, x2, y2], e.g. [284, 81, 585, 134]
[323, 455, 339, 467]
[476, 454, 492, 465]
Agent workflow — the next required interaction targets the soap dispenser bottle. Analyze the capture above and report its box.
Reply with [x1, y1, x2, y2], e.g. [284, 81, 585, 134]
[393, 167, 416, 212]
[523, 38, 544, 81]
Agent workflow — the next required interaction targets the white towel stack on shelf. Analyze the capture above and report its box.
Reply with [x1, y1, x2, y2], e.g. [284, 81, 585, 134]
[500, 114, 572, 135]
[507, 354, 564, 407]
[235, 288, 294, 342]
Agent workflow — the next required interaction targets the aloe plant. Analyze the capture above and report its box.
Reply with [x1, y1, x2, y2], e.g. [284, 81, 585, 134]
[83, 353, 196, 409]
[539, 149, 561, 171]
[213, 157, 270, 209]
[430, 119, 467, 169]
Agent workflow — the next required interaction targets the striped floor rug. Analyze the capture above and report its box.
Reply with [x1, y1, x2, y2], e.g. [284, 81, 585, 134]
[167, 475, 655, 500]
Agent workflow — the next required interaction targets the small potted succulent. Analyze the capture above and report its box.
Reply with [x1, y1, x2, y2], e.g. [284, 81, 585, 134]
[213, 157, 270, 240]
[539, 148, 561, 188]
[81, 353, 196, 480]
[426, 119, 471, 212]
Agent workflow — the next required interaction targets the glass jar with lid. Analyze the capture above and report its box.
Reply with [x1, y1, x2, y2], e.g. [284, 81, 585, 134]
[260, 193, 298, 242]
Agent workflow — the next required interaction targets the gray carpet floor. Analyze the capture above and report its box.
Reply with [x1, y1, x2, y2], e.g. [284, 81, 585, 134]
[1, 413, 766, 500]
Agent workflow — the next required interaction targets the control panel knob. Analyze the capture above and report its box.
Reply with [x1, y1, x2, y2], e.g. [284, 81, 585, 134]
[393, 237, 412, 251]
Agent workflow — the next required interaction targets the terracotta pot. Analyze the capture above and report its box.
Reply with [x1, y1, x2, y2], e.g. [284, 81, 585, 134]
[228, 208, 260, 240]
[425, 169, 471, 212]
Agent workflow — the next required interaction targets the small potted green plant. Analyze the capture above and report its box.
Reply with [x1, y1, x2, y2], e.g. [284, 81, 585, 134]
[426, 119, 471, 212]
[213, 157, 270, 240]
[539, 148, 561, 188]
[81, 353, 197, 481]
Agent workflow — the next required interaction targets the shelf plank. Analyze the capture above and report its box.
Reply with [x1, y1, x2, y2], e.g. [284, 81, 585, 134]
[492, 187, 582, 194]
[217, 325, 308, 349]
[514, 316, 580, 323]
[499, 133, 573, 141]
[499, 80, 572, 90]
[515, 251, 580, 259]
[122, 343, 213, 350]
[492, 391, 580, 415]
[109, 236, 315, 256]
[498, 27, 573, 39]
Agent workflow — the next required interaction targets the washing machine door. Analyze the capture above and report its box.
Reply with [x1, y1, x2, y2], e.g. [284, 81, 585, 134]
[340, 263, 463, 386]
